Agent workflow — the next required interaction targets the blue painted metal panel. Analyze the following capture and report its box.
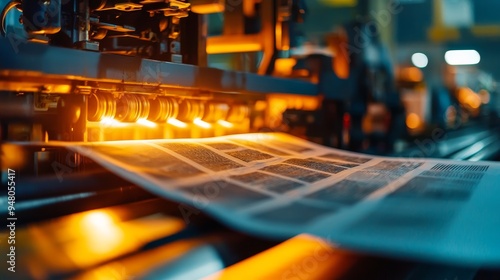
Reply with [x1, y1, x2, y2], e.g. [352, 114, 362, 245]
[0, 38, 318, 95]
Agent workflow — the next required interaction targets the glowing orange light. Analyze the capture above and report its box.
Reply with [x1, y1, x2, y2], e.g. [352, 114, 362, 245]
[254, 100, 267, 111]
[466, 94, 481, 109]
[207, 43, 262, 54]
[193, 117, 212, 129]
[458, 87, 481, 109]
[274, 58, 296, 76]
[137, 118, 157, 128]
[206, 35, 262, 54]
[63, 209, 186, 269]
[167, 118, 187, 128]
[457, 87, 472, 103]
[79, 211, 124, 254]
[402, 67, 423, 82]
[406, 113, 421, 129]
[190, 1, 224, 14]
[217, 120, 234, 128]
[204, 234, 355, 280]
[100, 117, 127, 127]
[82, 211, 114, 228]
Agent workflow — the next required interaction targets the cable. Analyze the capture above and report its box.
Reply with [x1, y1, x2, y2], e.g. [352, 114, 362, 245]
[1, 1, 22, 36]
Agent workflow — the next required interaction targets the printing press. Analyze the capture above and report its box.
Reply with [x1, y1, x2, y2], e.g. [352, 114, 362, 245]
[1, 0, 500, 279]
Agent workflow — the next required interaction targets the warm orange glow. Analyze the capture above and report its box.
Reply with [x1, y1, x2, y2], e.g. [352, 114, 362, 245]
[2, 144, 26, 168]
[217, 120, 234, 128]
[190, 0, 224, 14]
[207, 43, 262, 54]
[274, 58, 297, 76]
[82, 211, 115, 228]
[203, 103, 230, 122]
[100, 117, 125, 127]
[457, 87, 481, 109]
[457, 87, 473, 103]
[266, 94, 321, 128]
[79, 211, 124, 255]
[294, 69, 310, 77]
[466, 94, 481, 109]
[167, 118, 187, 128]
[204, 234, 356, 280]
[136, 118, 157, 128]
[254, 100, 267, 111]
[193, 117, 212, 129]
[226, 105, 249, 123]
[267, 94, 321, 111]
[399, 67, 423, 82]
[406, 113, 421, 129]
[275, 23, 282, 50]
[207, 35, 262, 54]
[271, 98, 288, 113]
[17, 206, 187, 275]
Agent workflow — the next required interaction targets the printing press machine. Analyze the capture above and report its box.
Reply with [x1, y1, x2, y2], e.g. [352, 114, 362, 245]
[1, 0, 500, 279]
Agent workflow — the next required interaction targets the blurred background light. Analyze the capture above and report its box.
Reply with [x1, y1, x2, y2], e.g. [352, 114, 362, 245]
[445, 50, 481, 65]
[411, 52, 428, 68]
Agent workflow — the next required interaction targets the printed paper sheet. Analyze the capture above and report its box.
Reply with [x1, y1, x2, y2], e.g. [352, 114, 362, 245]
[66, 133, 500, 265]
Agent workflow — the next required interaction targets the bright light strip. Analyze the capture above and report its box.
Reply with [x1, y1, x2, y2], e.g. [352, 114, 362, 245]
[411, 52, 428, 68]
[167, 118, 187, 128]
[444, 50, 480, 65]
[217, 120, 234, 128]
[193, 118, 212, 129]
[100, 117, 126, 127]
[137, 118, 157, 128]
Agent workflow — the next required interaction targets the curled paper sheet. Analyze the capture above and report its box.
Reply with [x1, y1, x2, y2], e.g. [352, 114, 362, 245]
[65, 133, 500, 266]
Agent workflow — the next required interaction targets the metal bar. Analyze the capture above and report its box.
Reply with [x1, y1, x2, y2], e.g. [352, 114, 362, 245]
[15, 170, 132, 200]
[0, 38, 318, 95]
[7, 185, 156, 224]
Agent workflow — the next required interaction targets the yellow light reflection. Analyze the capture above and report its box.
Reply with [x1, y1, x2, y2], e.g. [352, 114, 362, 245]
[79, 211, 124, 255]
[204, 234, 356, 280]
[194, 117, 212, 129]
[274, 58, 296, 76]
[254, 100, 267, 111]
[137, 118, 157, 128]
[217, 120, 234, 128]
[100, 117, 127, 127]
[82, 211, 114, 228]
[458, 87, 481, 109]
[207, 43, 262, 54]
[406, 113, 421, 129]
[167, 118, 188, 128]
[2, 144, 26, 168]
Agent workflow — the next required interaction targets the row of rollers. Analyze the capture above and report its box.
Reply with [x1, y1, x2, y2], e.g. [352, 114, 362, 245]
[88, 93, 249, 123]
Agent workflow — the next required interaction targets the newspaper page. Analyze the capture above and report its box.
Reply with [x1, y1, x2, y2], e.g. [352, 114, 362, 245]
[65, 133, 500, 266]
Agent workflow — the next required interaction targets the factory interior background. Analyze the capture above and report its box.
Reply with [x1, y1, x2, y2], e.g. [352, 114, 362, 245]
[2, 0, 500, 279]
